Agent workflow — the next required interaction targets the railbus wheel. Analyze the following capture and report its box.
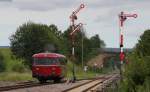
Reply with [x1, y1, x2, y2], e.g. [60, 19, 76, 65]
[38, 79, 47, 83]
[54, 78, 61, 83]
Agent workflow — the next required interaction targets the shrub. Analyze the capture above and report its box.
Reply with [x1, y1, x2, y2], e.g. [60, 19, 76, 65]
[0, 51, 5, 72]
[11, 60, 27, 73]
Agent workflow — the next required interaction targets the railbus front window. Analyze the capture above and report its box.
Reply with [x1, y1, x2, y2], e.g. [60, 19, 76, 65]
[34, 58, 60, 65]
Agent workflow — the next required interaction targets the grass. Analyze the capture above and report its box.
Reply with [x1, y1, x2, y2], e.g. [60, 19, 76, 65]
[0, 48, 112, 81]
[0, 48, 21, 72]
[66, 61, 106, 79]
[0, 72, 33, 81]
[0, 48, 33, 81]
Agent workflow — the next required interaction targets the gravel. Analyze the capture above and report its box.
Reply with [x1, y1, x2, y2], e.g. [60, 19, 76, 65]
[0, 81, 17, 87]
[4, 80, 90, 92]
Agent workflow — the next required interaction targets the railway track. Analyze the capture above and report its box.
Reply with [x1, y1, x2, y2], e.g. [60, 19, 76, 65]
[0, 78, 93, 91]
[0, 74, 119, 92]
[0, 81, 54, 92]
[62, 74, 119, 92]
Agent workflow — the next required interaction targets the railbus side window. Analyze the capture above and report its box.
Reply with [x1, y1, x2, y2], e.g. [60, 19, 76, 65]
[59, 58, 67, 65]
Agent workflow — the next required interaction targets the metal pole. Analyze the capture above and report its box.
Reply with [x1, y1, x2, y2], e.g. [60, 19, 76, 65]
[119, 16, 124, 80]
[81, 27, 84, 69]
[72, 22, 76, 83]
[69, 4, 85, 82]
[118, 11, 137, 80]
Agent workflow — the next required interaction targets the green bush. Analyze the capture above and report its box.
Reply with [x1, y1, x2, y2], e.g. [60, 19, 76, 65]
[118, 52, 150, 92]
[11, 60, 26, 73]
[0, 51, 5, 72]
[0, 72, 33, 81]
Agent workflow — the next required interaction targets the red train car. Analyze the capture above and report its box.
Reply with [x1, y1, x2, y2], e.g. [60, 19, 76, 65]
[32, 53, 67, 83]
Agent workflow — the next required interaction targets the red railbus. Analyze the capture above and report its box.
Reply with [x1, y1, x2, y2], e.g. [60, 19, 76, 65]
[32, 53, 67, 83]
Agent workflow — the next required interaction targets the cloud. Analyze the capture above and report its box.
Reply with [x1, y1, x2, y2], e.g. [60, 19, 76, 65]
[9, 0, 79, 11]
[0, 0, 81, 11]
[86, 0, 150, 8]
[0, 0, 12, 2]
[94, 0, 150, 21]
[0, 0, 150, 48]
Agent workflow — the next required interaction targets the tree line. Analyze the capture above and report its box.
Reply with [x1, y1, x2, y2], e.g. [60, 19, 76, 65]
[9, 22, 105, 67]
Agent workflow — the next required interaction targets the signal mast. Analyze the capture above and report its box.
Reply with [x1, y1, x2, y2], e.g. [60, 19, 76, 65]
[118, 11, 137, 75]
[69, 4, 85, 82]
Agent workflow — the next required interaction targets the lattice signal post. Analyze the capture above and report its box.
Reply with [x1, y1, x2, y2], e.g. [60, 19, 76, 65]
[69, 4, 85, 82]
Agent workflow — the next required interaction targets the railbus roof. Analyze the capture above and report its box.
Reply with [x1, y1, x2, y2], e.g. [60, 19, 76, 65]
[32, 53, 66, 58]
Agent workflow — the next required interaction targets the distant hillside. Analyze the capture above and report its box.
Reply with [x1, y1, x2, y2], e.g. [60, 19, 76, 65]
[101, 48, 133, 53]
[0, 46, 10, 48]
[87, 54, 110, 67]
[87, 48, 133, 67]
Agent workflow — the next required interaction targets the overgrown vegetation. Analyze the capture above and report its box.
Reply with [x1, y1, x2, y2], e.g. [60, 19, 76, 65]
[118, 29, 150, 92]
[0, 48, 32, 81]
[0, 48, 27, 73]
[0, 51, 5, 72]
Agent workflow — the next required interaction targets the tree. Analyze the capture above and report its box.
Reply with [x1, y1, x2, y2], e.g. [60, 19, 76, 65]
[10, 22, 106, 67]
[136, 29, 150, 57]
[9, 22, 62, 66]
[62, 26, 105, 64]
[90, 34, 105, 49]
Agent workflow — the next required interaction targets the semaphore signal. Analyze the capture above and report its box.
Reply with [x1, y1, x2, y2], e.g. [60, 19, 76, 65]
[69, 4, 85, 82]
[118, 11, 137, 64]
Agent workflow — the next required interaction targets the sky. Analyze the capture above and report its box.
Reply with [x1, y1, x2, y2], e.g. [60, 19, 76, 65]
[0, 0, 150, 48]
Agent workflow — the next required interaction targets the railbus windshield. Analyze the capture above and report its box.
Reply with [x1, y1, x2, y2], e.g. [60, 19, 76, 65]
[33, 58, 67, 65]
